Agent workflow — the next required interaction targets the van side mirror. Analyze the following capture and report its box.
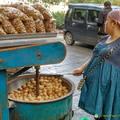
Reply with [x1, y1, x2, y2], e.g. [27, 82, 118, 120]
[95, 18, 98, 22]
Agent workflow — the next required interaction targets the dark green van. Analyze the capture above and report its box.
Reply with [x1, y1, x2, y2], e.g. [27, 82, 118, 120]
[63, 3, 120, 46]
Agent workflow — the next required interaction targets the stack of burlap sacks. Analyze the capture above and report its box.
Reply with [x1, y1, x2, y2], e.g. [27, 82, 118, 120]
[0, 2, 56, 35]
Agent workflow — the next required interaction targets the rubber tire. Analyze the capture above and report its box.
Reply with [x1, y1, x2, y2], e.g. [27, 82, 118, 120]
[64, 32, 75, 45]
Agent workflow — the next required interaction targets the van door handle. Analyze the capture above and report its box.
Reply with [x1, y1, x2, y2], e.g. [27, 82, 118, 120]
[87, 25, 90, 29]
[72, 22, 76, 26]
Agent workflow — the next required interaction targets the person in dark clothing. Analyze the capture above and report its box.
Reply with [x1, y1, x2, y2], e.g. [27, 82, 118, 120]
[97, 1, 112, 35]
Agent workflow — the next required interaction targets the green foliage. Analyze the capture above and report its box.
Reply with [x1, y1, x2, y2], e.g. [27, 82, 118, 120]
[52, 11, 66, 29]
[42, 0, 61, 5]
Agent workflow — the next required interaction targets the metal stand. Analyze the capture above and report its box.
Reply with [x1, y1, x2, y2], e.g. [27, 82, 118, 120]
[0, 37, 66, 120]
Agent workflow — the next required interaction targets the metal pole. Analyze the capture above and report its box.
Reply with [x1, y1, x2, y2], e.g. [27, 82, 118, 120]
[0, 70, 9, 120]
[35, 66, 40, 97]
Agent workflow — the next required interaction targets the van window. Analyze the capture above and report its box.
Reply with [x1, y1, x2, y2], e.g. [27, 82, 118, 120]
[73, 9, 86, 21]
[88, 10, 99, 23]
[66, 8, 73, 19]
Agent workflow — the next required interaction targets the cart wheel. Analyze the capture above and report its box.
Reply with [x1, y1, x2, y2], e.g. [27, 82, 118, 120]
[64, 32, 75, 45]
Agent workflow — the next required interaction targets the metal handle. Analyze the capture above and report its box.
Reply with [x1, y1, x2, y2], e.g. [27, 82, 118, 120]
[72, 22, 76, 26]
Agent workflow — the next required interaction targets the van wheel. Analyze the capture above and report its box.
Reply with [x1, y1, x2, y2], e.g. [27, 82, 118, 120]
[65, 32, 75, 45]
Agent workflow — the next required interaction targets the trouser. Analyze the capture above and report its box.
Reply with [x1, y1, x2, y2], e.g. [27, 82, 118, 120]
[95, 117, 105, 120]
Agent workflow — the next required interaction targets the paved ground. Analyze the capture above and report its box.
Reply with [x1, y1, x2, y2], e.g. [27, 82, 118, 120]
[37, 34, 95, 120]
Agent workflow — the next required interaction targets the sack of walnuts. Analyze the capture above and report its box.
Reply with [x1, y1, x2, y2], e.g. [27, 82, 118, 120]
[50, 18, 56, 32]
[17, 4, 44, 20]
[0, 25, 6, 35]
[32, 3, 45, 11]
[0, 4, 12, 7]
[0, 13, 5, 22]
[12, 18, 27, 34]
[0, 7, 29, 21]
[32, 3, 52, 20]
[23, 16, 36, 33]
[11, 2, 23, 8]
[35, 19, 45, 33]
[44, 18, 56, 32]
[1, 19, 18, 34]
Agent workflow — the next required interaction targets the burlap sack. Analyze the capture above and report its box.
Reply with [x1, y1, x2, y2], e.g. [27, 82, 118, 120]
[35, 19, 45, 33]
[1, 19, 18, 34]
[23, 16, 36, 33]
[0, 25, 6, 35]
[12, 18, 27, 34]
[17, 4, 44, 20]
[32, 3, 52, 20]
[0, 7, 29, 21]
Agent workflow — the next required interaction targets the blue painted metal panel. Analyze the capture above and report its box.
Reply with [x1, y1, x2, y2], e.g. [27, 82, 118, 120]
[0, 42, 66, 69]
[0, 70, 9, 120]
[9, 96, 72, 120]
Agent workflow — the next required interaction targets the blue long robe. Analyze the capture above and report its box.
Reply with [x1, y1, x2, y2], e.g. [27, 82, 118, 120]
[79, 35, 120, 120]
